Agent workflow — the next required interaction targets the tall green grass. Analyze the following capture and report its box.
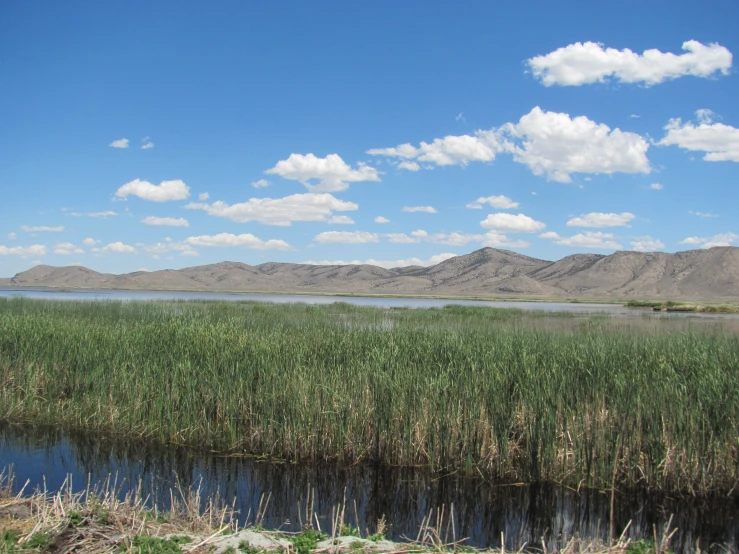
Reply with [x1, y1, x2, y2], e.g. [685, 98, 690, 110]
[1, 298, 738, 493]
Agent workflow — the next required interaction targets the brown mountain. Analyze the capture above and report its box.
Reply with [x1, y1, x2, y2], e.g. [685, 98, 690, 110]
[5, 246, 739, 300]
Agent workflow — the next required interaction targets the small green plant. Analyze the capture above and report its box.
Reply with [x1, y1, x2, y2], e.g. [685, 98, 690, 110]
[130, 535, 192, 554]
[26, 532, 51, 548]
[349, 541, 365, 551]
[340, 524, 359, 537]
[291, 529, 327, 554]
[223, 547, 236, 554]
[69, 510, 85, 526]
[1, 530, 19, 547]
[626, 540, 658, 554]
[368, 533, 385, 542]
[239, 541, 261, 554]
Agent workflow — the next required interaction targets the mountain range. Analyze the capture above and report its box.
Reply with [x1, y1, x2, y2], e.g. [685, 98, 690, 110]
[2, 246, 738, 300]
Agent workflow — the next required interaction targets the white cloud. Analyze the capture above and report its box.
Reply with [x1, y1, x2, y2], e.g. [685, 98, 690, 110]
[0, 244, 47, 257]
[385, 230, 428, 244]
[397, 161, 420, 171]
[374, 216, 390, 224]
[265, 153, 380, 192]
[384, 229, 529, 248]
[7, 232, 16, 240]
[93, 242, 137, 254]
[402, 206, 438, 214]
[480, 213, 546, 233]
[689, 210, 718, 218]
[527, 40, 732, 86]
[82, 238, 99, 247]
[659, 112, 739, 162]
[679, 233, 738, 248]
[251, 179, 271, 188]
[115, 179, 190, 202]
[368, 107, 650, 182]
[198, 192, 210, 200]
[109, 138, 129, 148]
[540, 231, 622, 250]
[465, 195, 519, 210]
[304, 253, 458, 269]
[185, 233, 292, 250]
[630, 236, 665, 252]
[327, 215, 355, 225]
[20, 225, 64, 233]
[186, 193, 357, 226]
[650, 183, 663, 190]
[314, 231, 380, 244]
[88, 211, 118, 219]
[139, 239, 198, 256]
[566, 212, 636, 228]
[141, 216, 190, 227]
[500, 107, 650, 182]
[368, 132, 502, 167]
[54, 242, 85, 255]
[141, 141, 154, 150]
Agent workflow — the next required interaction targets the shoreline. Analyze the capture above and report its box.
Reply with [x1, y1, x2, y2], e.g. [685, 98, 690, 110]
[0, 466, 676, 554]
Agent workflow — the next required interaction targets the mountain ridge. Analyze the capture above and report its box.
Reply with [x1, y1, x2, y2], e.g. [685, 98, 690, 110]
[3, 246, 739, 300]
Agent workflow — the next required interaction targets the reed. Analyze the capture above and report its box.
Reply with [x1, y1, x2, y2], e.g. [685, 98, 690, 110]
[1, 298, 738, 493]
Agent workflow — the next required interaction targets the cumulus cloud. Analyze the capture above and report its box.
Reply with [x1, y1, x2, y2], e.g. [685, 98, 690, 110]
[499, 107, 650, 182]
[659, 111, 739, 162]
[480, 213, 545, 233]
[385, 230, 429, 244]
[185, 233, 292, 250]
[369, 107, 650, 182]
[465, 195, 519, 209]
[82, 238, 99, 247]
[251, 179, 271, 188]
[54, 242, 85, 255]
[368, 132, 502, 167]
[304, 253, 458, 269]
[327, 215, 355, 225]
[374, 216, 390, 224]
[314, 231, 380, 244]
[0, 244, 47, 257]
[679, 233, 738, 248]
[7, 232, 16, 240]
[385, 229, 529, 248]
[566, 212, 636, 228]
[688, 210, 718, 218]
[141, 216, 190, 227]
[650, 183, 663, 190]
[185, 193, 357, 226]
[199, 192, 210, 200]
[139, 239, 198, 256]
[398, 161, 420, 171]
[20, 225, 64, 232]
[109, 138, 129, 148]
[88, 211, 118, 219]
[402, 206, 438, 214]
[93, 242, 137, 254]
[540, 231, 622, 250]
[527, 40, 732, 86]
[265, 153, 380, 192]
[630, 236, 665, 252]
[141, 141, 154, 150]
[115, 179, 190, 202]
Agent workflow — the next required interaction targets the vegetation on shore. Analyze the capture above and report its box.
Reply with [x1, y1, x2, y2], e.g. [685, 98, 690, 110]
[624, 299, 739, 313]
[1, 298, 738, 494]
[0, 467, 677, 553]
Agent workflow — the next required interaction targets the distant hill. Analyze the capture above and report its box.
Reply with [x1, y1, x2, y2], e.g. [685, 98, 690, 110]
[5, 246, 739, 300]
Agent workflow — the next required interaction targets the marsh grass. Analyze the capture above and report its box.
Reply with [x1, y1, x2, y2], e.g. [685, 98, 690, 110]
[1, 298, 738, 493]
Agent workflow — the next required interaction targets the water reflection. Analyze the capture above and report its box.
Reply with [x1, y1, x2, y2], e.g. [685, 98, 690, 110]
[1, 424, 736, 552]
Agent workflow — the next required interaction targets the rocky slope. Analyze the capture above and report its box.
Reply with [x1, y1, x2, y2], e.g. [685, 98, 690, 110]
[5, 246, 739, 300]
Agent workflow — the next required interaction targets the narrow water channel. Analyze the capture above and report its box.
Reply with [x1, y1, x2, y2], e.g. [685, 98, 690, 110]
[1, 424, 736, 552]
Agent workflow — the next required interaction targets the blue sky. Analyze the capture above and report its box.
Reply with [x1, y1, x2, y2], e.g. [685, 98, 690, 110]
[2, 1, 738, 275]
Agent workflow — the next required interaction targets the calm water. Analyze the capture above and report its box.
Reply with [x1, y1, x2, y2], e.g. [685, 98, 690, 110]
[1, 424, 737, 553]
[1, 286, 738, 319]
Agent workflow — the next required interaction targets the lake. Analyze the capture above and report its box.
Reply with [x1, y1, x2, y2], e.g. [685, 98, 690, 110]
[1, 424, 737, 553]
[1, 286, 737, 319]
